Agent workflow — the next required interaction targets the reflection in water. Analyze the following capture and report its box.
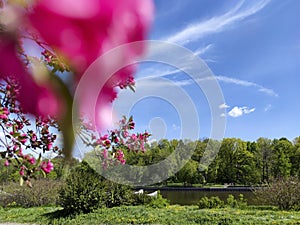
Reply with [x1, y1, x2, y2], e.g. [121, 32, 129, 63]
[160, 190, 261, 205]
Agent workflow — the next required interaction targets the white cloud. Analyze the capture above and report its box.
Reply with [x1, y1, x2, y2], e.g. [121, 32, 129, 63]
[219, 103, 230, 109]
[164, 0, 272, 45]
[228, 106, 256, 118]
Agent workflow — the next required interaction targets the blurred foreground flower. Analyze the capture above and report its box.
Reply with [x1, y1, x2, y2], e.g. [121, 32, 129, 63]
[0, 0, 154, 159]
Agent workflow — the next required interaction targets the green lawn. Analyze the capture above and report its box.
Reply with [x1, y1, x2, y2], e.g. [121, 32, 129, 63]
[1, 205, 300, 225]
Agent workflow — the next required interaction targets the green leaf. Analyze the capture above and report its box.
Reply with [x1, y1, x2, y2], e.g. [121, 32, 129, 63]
[36, 153, 42, 166]
[12, 132, 20, 138]
[41, 169, 46, 178]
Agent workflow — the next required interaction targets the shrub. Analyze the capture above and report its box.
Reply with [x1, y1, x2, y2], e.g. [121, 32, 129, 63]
[147, 191, 170, 208]
[198, 196, 224, 209]
[103, 181, 134, 208]
[131, 193, 152, 205]
[255, 176, 300, 210]
[226, 194, 247, 209]
[0, 179, 62, 207]
[58, 161, 106, 214]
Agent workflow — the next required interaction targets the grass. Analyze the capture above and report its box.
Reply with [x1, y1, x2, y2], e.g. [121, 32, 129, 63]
[1, 205, 300, 224]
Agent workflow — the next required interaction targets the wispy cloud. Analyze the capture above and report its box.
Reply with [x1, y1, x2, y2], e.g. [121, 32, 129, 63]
[264, 104, 272, 112]
[215, 76, 278, 97]
[228, 106, 256, 118]
[137, 66, 278, 97]
[194, 44, 214, 56]
[164, 0, 272, 45]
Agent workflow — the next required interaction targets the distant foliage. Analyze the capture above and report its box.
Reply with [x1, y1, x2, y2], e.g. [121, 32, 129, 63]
[255, 176, 300, 210]
[125, 137, 300, 186]
[0, 179, 62, 207]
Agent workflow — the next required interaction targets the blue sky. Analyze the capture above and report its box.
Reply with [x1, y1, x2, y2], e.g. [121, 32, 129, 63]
[114, 0, 300, 142]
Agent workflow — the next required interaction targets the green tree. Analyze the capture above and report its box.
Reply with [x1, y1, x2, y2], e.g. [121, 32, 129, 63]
[256, 138, 273, 183]
[216, 138, 257, 184]
[291, 137, 300, 176]
[271, 138, 293, 178]
[177, 160, 201, 186]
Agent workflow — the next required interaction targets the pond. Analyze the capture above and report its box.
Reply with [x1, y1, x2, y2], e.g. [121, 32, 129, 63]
[160, 190, 260, 205]
[141, 187, 263, 205]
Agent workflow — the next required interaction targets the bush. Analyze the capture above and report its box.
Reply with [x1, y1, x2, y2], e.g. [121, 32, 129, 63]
[58, 161, 135, 214]
[103, 181, 134, 208]
[0, 179, 62, 208]
[147, 191, 170, 208]
[131, 193, 152, 205]
[198, 196, 224, 209]
[58, 161, 106, 214]
[226, 194, 247, 209]
[255, 176, 300, 210]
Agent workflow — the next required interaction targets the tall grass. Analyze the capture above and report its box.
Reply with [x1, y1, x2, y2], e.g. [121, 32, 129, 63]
[1, 205, 300, 224]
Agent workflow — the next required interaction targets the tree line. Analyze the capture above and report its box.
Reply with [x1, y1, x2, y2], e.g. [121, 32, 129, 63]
[1, 137, 299, 186]
[124, 137, 300, 186]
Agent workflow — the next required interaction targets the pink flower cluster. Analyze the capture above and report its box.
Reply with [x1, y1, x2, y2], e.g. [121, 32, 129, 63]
[81, 116, 150, 169]
[0, 0, 153, 183]
[0, 0, 153, 129]
[41, 160, 54, 174]
[0, 79, 59, 182]
[0, 34, 61, 117]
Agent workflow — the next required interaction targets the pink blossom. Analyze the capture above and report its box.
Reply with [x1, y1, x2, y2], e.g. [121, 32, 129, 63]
[28, 0, 154, 130]
[31, 133, 37, 142]
[0, 35, 61, 117]
[122, 131, 129, 138]
[100, 134, 109, 141]
[19, 170, 24, 176]
[131, 134, 137, 142]
[103, 139, 111, 147]
[28, 0, 153, 74]
[4, 160, 9, 167]
[0, 114, 8, 120]
[19, 133, 27, 144]
[41, 160, 54, 174]
[19, 166, 25, 176]
[28, 157, 36, 165]
[47, 143, 52, 150]
[115, 149, 126, 164]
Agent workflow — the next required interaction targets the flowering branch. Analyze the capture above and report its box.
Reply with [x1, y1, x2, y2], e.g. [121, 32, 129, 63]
[79, 116, 150, 169]
[0, 78, 60, 185]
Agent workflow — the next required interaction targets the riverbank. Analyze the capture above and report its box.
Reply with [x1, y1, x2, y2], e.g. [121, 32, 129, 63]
[135, 186, 257, 192]
[1, 205, 300, 224]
